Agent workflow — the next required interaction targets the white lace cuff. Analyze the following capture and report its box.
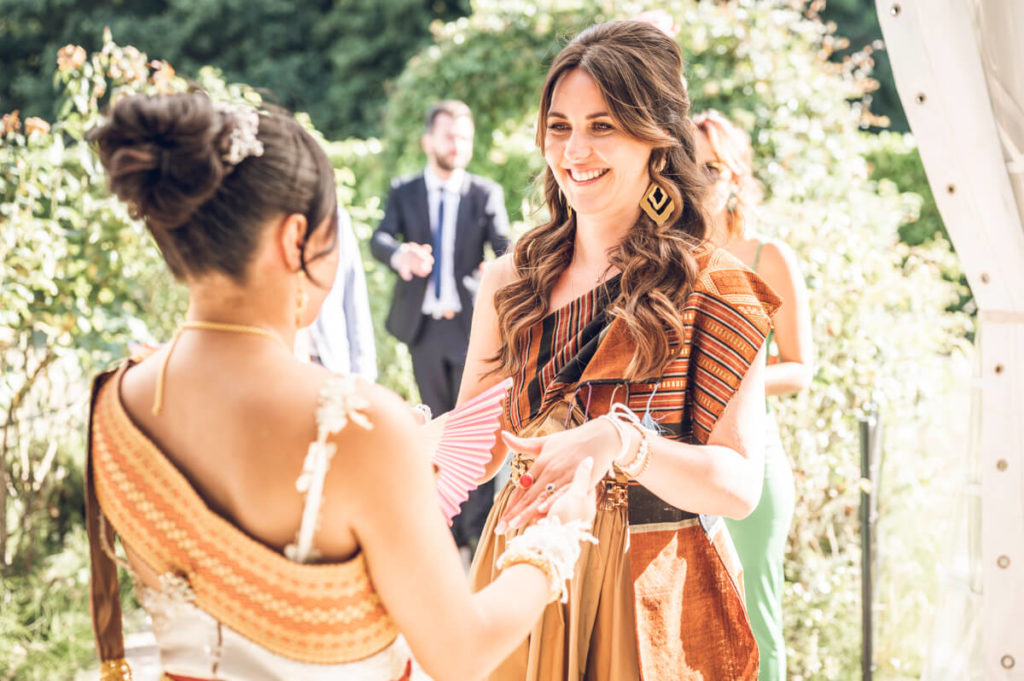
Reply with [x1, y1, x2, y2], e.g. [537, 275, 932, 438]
[496, 517, 597, 603]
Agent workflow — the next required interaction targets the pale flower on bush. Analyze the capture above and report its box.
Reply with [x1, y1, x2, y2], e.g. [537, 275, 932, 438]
[631, 9, 680, 37]
[149, 60, 178, 92]
[2, 110, 21, 135]
[56, 44, 87, 72]
[24, 117, 50, 136]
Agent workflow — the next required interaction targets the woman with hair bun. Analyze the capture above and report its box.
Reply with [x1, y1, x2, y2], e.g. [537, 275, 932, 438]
[459, 21, 780, 681]
[693, 109, 814, 681]
[85, 92, 597, 681]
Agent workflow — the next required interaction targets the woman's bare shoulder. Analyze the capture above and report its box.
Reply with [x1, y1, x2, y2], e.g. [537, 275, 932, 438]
[482, 252, 518, 289]
[321, 377, 426, 468]
[754, 238, 803, 282]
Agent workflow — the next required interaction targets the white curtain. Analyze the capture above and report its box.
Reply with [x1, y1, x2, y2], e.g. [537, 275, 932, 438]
[876, 1, 1024, 678]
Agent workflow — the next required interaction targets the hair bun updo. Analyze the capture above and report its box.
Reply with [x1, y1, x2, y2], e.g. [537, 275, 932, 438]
[90, 90, 337, 283]
[89, 93, 231, 232]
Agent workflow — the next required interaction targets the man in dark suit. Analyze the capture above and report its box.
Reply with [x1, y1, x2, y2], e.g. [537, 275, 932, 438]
[371, 100, 509, 555]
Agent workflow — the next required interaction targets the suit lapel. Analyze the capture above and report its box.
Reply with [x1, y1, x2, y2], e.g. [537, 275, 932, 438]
[454, 173, 474, 254]
[409, 174, 431, 244]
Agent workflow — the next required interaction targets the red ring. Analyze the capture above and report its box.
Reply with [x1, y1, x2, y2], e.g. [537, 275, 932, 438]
[519, 473, 535, 489]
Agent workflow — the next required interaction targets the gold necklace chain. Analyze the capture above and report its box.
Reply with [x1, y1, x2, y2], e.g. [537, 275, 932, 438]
[179, 320, 290, 350]
[568, 260, 614, 291]
[151, 320, 291, 416]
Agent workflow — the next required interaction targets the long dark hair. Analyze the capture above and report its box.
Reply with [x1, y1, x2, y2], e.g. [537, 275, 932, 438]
[493, 21, 711, 381]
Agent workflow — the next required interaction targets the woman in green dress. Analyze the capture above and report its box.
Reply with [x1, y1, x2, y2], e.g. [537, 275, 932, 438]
[693, 110, 815, 681]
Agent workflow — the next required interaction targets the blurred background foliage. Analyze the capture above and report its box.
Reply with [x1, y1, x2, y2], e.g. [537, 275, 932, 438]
[0, 0, 472, 140]
[2, 1, 972, 679]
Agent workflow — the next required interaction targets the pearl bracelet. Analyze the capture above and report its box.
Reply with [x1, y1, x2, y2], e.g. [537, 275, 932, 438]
[617, 421, 652, 478]
[599, 404, 654, 479]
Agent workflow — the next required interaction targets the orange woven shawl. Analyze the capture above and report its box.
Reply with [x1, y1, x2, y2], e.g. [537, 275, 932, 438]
[88, 363, 399, 665]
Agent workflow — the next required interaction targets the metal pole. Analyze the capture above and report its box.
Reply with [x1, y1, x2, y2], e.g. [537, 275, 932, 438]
[860, 407, 882, 681]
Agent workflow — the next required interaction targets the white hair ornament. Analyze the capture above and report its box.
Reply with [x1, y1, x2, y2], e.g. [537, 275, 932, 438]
[215, 102, 264, 166]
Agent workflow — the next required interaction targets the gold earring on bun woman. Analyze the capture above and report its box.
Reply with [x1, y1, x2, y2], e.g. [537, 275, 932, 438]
[295, 271, 308, 329]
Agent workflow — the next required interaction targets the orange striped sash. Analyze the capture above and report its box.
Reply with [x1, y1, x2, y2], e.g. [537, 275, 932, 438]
[90, 364, 399, 664]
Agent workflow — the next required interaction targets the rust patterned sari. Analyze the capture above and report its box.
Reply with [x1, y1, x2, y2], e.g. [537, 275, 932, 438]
[470, 248, 781, 681]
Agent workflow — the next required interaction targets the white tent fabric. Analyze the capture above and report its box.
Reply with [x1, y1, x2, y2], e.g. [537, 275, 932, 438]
[876, 1, 1024, 678]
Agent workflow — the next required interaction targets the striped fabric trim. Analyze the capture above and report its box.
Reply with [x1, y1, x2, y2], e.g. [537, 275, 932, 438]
[90, 365, 399, 664]
[504, 276, 618, 432]
[504, 249, 780, 447]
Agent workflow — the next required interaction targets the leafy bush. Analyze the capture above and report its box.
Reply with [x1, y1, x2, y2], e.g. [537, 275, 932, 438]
[0, 0, 471, 140]
[0, 34, 188, 679]
[382, 1, 972, 678]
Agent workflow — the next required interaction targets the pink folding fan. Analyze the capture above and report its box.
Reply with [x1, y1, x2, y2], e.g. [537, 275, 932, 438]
[422, 378, 513, 524]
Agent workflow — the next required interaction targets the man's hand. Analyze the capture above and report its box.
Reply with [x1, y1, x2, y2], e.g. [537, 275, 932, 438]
[395, 243, 435, 281]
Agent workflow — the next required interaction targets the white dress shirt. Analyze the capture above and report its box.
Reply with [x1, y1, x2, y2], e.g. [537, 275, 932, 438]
[420, 166, 464, 318]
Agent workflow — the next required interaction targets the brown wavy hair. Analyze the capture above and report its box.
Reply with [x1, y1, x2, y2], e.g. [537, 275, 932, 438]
[692, 109, 762, 241]
[492, 21, 711, 381]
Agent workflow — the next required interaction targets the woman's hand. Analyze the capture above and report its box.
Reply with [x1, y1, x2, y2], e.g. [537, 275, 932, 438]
[496, 418, 623, 533]
[544, 457, 598, 528]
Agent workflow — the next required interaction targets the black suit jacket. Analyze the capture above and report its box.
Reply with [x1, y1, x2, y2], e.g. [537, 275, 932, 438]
[370, 172, 510, 345]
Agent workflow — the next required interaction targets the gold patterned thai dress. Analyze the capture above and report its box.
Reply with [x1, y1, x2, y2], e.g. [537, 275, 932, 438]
[87, 360, 425, 681]
[470, 247, 781, 681]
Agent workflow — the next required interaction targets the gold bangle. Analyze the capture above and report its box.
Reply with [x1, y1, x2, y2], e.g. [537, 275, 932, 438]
[497, 549, 561, 603]
[99, 659, 133, 681]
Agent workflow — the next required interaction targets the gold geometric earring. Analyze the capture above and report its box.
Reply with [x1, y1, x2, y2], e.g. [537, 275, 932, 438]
[295, 270, 308, 328]
[640, 182, 676, 227]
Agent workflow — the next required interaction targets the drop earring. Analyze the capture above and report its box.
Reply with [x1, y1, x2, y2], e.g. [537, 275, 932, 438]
[295, 271, 307, 328]
[559, 187, 573, 221]
[726, 191, 739, 213]
[640, 182, 676, 227]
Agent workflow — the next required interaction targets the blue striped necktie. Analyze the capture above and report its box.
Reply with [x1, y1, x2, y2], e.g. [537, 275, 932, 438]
[433, 190, 444, 298]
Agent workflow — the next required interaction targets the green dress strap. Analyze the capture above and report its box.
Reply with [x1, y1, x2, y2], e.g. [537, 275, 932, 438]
[751, 240, 773, 366]
[752, 240, 765, 272]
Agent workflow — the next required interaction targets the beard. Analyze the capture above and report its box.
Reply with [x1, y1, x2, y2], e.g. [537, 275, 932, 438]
[433, 154, 457, 172]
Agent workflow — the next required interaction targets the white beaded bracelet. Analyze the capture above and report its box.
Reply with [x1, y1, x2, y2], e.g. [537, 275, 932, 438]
[599, 404, 655, 478]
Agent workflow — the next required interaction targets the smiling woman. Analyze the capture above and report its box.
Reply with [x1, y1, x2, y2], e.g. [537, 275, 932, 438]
[543, 70, 654, 226]
[457, 20, 782, 681]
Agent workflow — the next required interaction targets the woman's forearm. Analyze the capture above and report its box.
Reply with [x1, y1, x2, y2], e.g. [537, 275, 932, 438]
[763, 361, 813, 396]
[416, 565, 550, 681]
[630, 434, 764, 519]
